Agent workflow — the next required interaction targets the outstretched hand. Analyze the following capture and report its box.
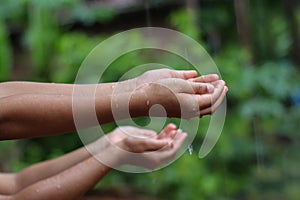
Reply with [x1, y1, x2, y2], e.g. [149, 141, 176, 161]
[132, 76, 227, 119]
[95, 124, 187, 170]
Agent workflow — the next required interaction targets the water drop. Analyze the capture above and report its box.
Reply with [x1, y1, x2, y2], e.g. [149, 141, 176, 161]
[145, 1, 151, 27]
[188, 144, 193, 155]
[146, 100, 150, 106]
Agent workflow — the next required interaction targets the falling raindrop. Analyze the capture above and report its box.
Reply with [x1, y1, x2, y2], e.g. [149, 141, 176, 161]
[145, 1, 152, 27]
[188, 144, 193, 155]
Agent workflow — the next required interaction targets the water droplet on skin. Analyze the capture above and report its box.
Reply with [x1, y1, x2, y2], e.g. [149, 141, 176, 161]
[146, 100, 150, 106]
[111, 85, 115, 89]
[36, 189, 40, 193]
[188, 144, 193, 155]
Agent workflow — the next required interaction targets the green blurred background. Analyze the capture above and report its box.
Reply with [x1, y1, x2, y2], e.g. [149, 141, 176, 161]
[0, 0, 300, 199]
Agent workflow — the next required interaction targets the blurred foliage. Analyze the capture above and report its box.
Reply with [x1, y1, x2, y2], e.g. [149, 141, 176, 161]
[0, 0, 300, 199]
[0, 18, 12, 81]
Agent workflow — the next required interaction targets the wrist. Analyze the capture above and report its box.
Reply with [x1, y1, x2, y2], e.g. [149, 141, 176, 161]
[114, 78, 138, 93]
[96, 144, 125, 168]
[129, 89, 149, 118]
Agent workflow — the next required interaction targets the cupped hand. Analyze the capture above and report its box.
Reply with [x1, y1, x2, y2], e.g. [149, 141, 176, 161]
[95, 124, 186, 170]
[137, 77, 227, 118]
[114, 124, 187, 169]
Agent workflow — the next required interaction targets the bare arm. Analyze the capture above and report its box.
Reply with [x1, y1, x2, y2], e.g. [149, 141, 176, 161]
[8, 156, 112, 200]
[0, 68, 226, 140]
[0, 125, 185, 200]
[0, 133, 114, 195]
[0, 124, 168, 196]
[0, 69, 198, 99]
[0, 77, 225, 140]
[0, 89, 150, 139]
[0, 81, 124, 99]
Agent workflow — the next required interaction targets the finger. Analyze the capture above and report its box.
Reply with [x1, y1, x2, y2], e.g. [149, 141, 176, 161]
[159, 132, 187, 163]
[143, 138, 169, 151]
[164, 123, 177, 132]
[169, 130, 178, 139]
[140, 130, 157, 138]
[172, 70, 198, 79]
[172, 131, 187, 151]
[193, 82, 214, 94]
[157, 123, 177, 139]
[197, 82, 225, 110]
[210, 80, 226, 87]
[175, 80, 214, 94]
[143, 132, 187, 169]
[189, 74, 219, 83]
[200, 87, 227, 116]
[164, 129, 182, 145]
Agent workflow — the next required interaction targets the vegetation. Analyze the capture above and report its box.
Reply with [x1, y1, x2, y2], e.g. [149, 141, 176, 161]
[0, 0, 300, 199]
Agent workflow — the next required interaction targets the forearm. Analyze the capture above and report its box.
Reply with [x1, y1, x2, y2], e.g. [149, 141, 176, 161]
[12, 157, 112, 200]
[14, 137, 110, 193]
[0, 194, 12, 200]
[0, 91, 147, 140]
[0, 94, 77, 139]
[0, 79, 137, 99]
[15, 148, 90, 193]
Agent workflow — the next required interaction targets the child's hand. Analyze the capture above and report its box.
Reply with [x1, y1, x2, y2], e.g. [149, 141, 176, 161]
[95, 124, 186, 170]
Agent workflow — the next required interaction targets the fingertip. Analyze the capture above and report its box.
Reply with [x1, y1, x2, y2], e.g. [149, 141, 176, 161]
[170, 130, 177, 138]
[214, 80, 225, 88]
[183, 70, 198, 79]
[180, 132, 187, 139]
[212, 74, 219, 79]
[190, 70, 198, 75]
[220, 80, 226, 86]
[167, 123, 177, 129]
